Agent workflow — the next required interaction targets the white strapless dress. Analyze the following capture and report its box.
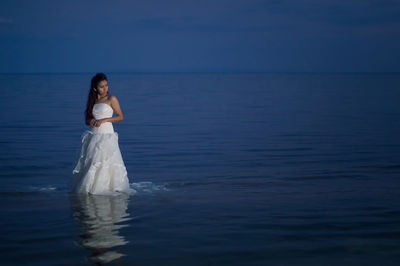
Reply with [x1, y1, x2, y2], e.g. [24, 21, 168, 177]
[72, 103, 134, 195]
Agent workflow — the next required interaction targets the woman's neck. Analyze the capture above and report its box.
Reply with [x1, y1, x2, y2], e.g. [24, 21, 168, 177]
[97, 93, 108, 100]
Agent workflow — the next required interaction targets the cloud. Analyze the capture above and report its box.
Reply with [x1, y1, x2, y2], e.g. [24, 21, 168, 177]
[122, 0, 400, 35]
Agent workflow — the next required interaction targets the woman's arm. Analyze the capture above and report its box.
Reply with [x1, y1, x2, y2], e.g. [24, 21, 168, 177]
[93, 95, 124, 127]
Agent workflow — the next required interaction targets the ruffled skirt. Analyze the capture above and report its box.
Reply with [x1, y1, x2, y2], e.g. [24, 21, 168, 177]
[72, 130, 134, 195]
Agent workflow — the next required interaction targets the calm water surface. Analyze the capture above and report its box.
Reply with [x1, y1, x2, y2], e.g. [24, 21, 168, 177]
[1, 73, 400, 265]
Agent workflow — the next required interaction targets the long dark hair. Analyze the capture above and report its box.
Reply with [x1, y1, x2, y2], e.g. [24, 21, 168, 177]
[85, 73, 108, 125]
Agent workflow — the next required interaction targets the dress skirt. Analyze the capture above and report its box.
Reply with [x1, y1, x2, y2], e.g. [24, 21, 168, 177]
[72, 130, 134, 195]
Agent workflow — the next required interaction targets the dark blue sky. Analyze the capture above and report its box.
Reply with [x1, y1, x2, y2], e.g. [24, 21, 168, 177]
[1, 0, 399, 73]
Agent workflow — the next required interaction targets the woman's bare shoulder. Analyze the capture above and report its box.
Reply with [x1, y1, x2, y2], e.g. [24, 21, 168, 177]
[105, 94, 115, 102]
[109, 94, 120, 102]
[108, 94, 122, 109]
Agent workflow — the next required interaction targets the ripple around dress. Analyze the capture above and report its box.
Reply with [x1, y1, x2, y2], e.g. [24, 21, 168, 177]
[72, 103, 134, 195]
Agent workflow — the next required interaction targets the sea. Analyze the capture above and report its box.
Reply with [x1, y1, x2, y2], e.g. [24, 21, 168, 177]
[1, 73, 400, 265]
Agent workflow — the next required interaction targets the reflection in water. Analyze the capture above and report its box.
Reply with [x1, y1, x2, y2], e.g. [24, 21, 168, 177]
[70, 193, 132, 264]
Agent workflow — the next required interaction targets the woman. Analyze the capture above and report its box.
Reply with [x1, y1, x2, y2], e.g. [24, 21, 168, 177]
[72, 73, 133, 195]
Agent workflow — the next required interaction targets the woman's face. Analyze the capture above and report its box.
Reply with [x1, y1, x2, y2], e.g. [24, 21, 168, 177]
[95, 80, 108, 96]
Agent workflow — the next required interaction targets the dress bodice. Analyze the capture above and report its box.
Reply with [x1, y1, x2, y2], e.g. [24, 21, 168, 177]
[93, 103, 113, 119]
[91, 103, 114, 134]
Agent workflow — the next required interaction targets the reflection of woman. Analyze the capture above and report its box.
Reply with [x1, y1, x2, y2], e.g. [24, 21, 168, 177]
[72, 73, 134, 195]
[70, 193, 132, 264]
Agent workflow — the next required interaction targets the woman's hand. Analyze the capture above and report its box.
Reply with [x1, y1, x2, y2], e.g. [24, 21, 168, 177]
[89, 119, 96, 127]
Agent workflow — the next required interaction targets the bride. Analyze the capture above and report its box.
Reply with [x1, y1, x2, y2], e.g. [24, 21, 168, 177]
[72, 73, 134, 195]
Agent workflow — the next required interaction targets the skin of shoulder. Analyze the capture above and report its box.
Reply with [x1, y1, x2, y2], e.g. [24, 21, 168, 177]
[109, 94, 124, 120]
[108, 94, 117, 107]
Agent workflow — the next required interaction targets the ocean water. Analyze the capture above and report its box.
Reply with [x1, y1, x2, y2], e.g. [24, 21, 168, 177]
[1, 73, 400, 265]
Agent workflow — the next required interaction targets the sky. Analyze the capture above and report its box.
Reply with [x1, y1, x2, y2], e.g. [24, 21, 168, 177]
[0, 0, 399, 73]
